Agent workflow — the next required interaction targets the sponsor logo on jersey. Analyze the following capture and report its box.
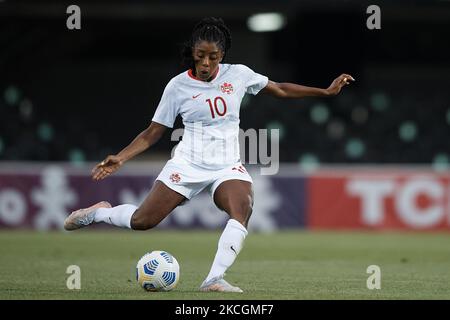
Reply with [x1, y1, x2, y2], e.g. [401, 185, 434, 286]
[220, 82, 234, 94]
[192, 93, 202, 99]
[170, 173, 181, 183]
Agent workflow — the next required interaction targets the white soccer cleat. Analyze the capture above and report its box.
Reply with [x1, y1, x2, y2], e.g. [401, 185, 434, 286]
[200, 275, 243, 293]
[64, 201, 112, 231]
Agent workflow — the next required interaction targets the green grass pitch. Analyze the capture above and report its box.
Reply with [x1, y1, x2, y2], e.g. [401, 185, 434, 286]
[1, 229, 450, 299]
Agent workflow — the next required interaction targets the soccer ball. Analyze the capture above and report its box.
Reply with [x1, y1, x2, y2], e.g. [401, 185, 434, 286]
[136, 250, 180, 292]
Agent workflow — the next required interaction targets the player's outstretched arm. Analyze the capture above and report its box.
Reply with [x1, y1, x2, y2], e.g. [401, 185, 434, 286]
[91, 121, 167, 181]
[262, 73, 355, 98]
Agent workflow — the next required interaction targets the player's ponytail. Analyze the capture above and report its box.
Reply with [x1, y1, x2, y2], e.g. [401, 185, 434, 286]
[181, 17, 232, 70]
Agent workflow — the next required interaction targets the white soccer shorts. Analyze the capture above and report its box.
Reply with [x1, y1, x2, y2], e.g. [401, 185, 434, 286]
[156, 157, 253, 201]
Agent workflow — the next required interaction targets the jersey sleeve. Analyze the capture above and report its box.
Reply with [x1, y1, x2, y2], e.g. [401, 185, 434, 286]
[239, 65, 269, 95]
[151, 79, 179, 128]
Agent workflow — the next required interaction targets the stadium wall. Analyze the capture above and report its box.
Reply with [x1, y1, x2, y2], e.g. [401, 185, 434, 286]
[0, 163, 448, 232]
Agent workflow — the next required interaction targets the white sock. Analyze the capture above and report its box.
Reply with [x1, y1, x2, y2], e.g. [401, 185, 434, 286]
[204, 219, 248, 283]
[94, 204, 136, 229]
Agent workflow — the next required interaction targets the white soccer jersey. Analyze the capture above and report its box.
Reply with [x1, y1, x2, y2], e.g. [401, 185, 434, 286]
[152, 64, 269, 170]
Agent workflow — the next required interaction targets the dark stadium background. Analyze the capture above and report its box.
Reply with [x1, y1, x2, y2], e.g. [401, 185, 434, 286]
[2, 0, 449, 165]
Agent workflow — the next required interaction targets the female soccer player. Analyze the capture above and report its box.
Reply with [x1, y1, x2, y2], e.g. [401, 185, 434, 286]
[64, 17, 354, 292]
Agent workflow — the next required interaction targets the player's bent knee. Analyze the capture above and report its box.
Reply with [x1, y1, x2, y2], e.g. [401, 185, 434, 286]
[130, 212, 158, 231]
[131, 219, 158, 231]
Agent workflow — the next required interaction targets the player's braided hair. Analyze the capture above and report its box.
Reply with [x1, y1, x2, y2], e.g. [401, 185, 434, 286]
[181, 17, 232, 71]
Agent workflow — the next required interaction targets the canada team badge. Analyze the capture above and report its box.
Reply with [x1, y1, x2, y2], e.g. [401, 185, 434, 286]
[169, 172, 181, 183]
[220, 82, 234, 94]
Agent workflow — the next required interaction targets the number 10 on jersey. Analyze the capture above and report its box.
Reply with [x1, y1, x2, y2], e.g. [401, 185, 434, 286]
[206, 97, 227, 119]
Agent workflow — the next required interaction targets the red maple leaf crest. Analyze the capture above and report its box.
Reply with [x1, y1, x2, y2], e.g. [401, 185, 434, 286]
[221, 82, 234, 94]
[169, 173, 181, 183]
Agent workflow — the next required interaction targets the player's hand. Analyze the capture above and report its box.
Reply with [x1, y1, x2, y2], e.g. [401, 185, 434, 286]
[326, 74, 355, 96]
[91, 155, 124, 181]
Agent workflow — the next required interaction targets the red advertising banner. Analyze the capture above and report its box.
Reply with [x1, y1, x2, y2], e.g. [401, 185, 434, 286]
[307, 170, 450, 231]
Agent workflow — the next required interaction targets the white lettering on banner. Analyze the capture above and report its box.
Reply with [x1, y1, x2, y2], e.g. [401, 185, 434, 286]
[31, 166, 77, 230]
[347, 176, 447, 228]
[396, 177, 444, 228]
[0, 189, 27, 226]
[346, 180, 395, 226]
